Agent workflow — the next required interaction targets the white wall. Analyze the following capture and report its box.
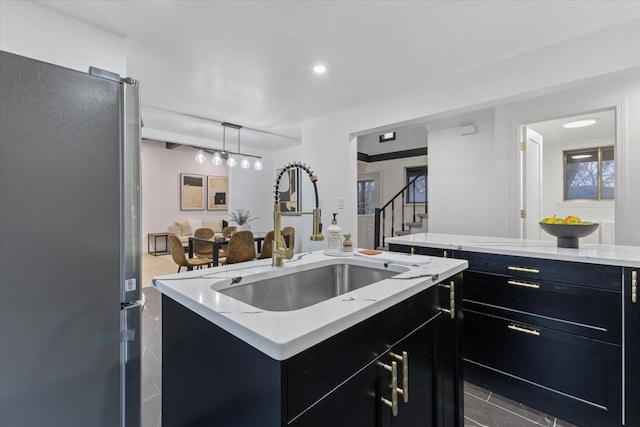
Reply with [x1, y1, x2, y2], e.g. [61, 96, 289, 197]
[141, 140, 229, 244]
[428, 121, 495, 235]
[0, 1, 126, 75]
[227, 148, 275, 234]
[301, 20, 640, 246]
[358, 126, 427, 156]
[493, 70, 640, 245]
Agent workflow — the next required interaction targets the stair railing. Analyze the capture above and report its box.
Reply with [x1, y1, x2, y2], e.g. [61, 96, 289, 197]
[374, 168, 426, 249]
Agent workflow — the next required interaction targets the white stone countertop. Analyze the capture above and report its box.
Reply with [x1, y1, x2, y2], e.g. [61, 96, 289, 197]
[153, 250, 467, 360]
[386, 233, 640, 268]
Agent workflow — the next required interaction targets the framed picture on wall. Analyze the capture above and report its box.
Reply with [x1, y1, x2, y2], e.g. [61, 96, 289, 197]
[277, 167, 302, 213]
[207, 175, 229, 210]
[180, 173, 205, 210]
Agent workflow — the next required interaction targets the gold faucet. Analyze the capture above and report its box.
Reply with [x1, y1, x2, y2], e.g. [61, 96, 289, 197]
[273, 162, 324, 267]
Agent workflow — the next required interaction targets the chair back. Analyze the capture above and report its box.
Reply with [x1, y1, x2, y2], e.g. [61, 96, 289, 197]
[168, 234, 189, 267]
[257, 230, 275, 259]
[222, 226, 237, 238]
[224, 231, 256, 264]
[283, 226, 295, 250]
[193, 228, 214, 258]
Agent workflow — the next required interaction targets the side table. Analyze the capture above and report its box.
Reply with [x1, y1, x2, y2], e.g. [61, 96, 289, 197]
[148, 232, 170, 256]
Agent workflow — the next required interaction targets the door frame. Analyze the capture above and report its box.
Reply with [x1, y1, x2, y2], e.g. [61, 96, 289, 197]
[512, 102, 623, 241]
[357, 171, 382, 249]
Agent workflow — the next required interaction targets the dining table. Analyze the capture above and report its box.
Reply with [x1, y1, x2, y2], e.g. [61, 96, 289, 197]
[188, 231, 288, 267]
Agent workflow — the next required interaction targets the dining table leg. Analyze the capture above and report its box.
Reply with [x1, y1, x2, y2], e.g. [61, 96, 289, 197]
[212, 241, 220, 267]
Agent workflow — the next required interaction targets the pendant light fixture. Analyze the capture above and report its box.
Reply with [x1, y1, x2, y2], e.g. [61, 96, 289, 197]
[192, 121, 263, 171]
[195, 149, 207, 164]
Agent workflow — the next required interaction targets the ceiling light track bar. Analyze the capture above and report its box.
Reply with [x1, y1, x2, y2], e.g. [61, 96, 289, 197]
[192, 145, 262, 160]
[221, 122, 242, 130]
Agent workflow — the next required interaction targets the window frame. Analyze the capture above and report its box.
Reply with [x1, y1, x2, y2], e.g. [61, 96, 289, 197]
[563, 145, 614, 201]
[405, 166, 427, 204]
[357, 178, 376, 215]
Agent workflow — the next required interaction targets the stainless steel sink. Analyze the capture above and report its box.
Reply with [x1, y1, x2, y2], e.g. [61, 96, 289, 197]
[217, 262, 402, 311]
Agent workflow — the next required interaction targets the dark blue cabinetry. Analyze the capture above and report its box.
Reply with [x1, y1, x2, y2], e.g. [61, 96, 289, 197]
[390, 244, 635, 427]
[162, 273, 463, 427]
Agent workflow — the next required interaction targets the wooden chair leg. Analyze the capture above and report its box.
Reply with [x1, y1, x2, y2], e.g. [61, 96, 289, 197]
[177, 266, 182, 273]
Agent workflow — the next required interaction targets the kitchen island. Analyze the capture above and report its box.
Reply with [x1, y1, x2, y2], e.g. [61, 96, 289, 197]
[154, 250, 467, 426]
[387, 233, 640, 427]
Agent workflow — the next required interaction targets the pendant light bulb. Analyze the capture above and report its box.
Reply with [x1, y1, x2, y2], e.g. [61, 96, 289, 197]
[240, 157, 251, 169]
[253, 158, 263, 171]
[195, 149, 207, 164]
[212, 151, 223, 166]
[226, 153, 237, 168]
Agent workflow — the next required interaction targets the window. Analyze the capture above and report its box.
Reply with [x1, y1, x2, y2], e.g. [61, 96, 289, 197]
[357, 179, 375, 215]
[406, 166, 427, 203]
[379, 132, 396, 143]
[564, 146, 614, 200]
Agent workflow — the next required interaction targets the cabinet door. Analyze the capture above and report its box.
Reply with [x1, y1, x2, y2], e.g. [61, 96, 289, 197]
[288, 361, 382, 427]
[385, 314, 438, 427]
[625, 267, 640, 426]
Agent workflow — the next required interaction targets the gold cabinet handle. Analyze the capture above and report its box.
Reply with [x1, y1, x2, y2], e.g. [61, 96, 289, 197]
[379, 361, 398, 416]
[632, 270, 637, 304]
[440, 281, 455, 319]
[508, 266, 540, 274]
[508, 324, 540, 336]
[507, 280, 540, 289]
[390, 351, 409, 403]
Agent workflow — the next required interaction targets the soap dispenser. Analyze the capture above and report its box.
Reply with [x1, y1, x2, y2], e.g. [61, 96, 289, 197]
[326, 213, 342, 252]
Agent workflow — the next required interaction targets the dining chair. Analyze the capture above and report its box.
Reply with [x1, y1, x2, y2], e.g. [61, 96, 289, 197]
[219, 226, 237, 258]
[193, 228, 215, 259]
[168, 234, 211, 272]
[222, 231, 256, 265]
[283, 226, 295, 250]
[222, 226, 237, 237]
[256, 230, 275, 259]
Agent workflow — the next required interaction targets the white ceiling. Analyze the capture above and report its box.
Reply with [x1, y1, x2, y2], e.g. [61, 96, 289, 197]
[36, 1, 640, 151]
[528, 109, 615, 145]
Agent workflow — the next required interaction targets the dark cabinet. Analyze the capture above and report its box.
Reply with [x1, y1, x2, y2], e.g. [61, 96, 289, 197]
[389, 243, 633, 427]
[625, 267, 639, 426]
[291, 311, 442, 427]
[162, 273, 463, 427]
[461, 250, 623, 427]
[389, 243, 453, 259]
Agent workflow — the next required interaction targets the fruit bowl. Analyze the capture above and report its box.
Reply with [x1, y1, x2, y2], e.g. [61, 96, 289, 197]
[539, 222, 599, 248]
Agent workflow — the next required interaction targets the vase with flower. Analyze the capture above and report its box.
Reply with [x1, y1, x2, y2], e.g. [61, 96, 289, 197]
[229, 209, 258, 231]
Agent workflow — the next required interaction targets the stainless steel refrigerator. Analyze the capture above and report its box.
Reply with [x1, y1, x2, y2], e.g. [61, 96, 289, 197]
[0, 51, 142, 426]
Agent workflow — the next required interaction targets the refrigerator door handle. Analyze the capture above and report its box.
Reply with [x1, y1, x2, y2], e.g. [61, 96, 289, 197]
[121, 79, 142, 304]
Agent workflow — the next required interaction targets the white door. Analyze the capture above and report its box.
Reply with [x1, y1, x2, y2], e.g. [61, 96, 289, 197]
[520, 126, 543, 239]
[357, 172, 381, 249]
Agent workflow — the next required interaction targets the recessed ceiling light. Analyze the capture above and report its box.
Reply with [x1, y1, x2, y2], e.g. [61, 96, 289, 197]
[313, 64, 326, 74]
[563, 119, 596, 128]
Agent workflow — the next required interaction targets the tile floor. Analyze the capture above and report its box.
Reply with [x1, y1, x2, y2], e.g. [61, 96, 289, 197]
[140, 286, 577, 427]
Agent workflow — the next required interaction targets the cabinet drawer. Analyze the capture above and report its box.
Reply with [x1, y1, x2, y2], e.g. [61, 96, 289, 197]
[464, 272, 621, 343]
[459, 251, 621, 291]
[389, 244, 453, 258]
[286, 280, 449, 422]
[464, 311, 621, 424]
